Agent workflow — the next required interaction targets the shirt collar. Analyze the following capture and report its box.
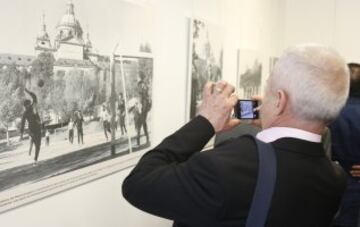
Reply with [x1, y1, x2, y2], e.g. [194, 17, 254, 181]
[256, 127, 322, 143]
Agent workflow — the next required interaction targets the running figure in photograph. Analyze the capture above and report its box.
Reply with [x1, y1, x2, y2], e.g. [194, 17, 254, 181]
[20, 88, 42, 164]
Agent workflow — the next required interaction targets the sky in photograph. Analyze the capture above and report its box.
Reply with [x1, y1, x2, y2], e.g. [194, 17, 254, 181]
[0, 0, 154, 56]
[194, 20, 223, 65]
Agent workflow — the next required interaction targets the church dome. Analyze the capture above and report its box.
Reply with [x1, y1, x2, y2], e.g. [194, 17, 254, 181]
[59, 14, 79, 27]
[56, 1, 83, 41]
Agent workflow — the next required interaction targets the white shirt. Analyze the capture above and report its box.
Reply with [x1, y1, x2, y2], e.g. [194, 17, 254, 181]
[100, 110, 110, 122]
[68, 121, 74, 130]
[256, 127, 322, 143]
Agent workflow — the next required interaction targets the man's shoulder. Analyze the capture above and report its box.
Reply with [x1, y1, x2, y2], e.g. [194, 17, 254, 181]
[214, 134, 257, 149]
[195, 136, 258, 169]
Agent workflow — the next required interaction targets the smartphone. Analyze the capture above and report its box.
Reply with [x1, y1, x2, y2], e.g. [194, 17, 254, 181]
[234, 100, 259, 119]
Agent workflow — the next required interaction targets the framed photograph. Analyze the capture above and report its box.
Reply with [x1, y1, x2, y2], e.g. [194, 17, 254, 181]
[0, 0, 154, 213]
[237, 49, 263, 99]
[186, 18, 224, 120]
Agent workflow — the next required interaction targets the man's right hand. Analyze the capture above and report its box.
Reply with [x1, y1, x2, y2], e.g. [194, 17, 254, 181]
[198, 81, 241, 133]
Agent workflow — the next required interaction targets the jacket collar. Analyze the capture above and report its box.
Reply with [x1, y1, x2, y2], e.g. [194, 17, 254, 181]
[271, 137, 325, 157]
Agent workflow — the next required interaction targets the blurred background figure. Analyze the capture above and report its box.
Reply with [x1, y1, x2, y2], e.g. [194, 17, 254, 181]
[330, 63, 360, 227]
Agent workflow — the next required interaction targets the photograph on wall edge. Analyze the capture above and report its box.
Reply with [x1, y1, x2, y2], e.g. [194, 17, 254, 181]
[0, 0, 154, 214]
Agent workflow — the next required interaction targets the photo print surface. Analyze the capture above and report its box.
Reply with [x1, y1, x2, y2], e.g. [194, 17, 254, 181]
[187, 18, 224, 120]
[237, 49, 263, 99]
[0, 0, 154, 213]
[269, 56, 279, 75]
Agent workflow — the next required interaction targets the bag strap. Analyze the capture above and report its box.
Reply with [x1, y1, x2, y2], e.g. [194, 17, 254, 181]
[245, 136, 277, 227]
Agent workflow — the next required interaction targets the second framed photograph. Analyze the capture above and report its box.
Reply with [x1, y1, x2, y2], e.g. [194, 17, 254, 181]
[186, 18, 224, 121]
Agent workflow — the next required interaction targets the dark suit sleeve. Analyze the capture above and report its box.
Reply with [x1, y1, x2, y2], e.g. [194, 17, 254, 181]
[122, 116, 225, 225]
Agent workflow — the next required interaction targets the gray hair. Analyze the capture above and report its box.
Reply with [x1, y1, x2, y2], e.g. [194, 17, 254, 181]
[269, 44, 350, 122]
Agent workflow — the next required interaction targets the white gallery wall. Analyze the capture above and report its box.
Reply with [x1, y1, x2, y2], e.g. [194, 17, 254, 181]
[283, 0, 360, 63]
[0, 0, 285, 226]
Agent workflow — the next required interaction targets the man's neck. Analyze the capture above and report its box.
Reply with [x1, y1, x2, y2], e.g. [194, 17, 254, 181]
[266, 116, 325, 135]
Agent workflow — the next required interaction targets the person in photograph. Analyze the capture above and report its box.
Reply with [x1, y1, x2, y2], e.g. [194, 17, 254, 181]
[129, 101, 142, 146]
[68, 117, 74, 144]
[100, 104, 111, 141]
[28, 137, 33, 156]
[123, 44, 349, 227]
[114, 112, 119, 131]
[74, 110, 84, 144]
[45, 129, 50, 146]
[20, 88, 42, 164]
[118, 92, 127, 136]
[137, 71, 151, 144]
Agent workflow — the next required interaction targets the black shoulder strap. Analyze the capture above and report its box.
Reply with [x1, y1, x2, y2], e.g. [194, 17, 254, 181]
[245, 136, 277, 227]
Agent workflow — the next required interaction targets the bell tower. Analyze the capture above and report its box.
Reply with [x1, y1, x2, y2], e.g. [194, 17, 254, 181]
[35, 13, 53, 55]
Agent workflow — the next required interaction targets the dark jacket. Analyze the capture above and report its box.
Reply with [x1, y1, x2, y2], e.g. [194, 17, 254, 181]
[123, 116, 346, 227]
[330, 97, 360, 226]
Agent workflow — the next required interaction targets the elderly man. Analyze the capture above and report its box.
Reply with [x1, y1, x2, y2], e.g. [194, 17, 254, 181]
[122, 44, 349, 226]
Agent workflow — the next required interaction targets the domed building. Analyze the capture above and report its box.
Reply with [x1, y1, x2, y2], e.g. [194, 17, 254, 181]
[33, 0, 101, 65]
[0, 1, 109, 92]
[53, 0, 87, 60]
[34, 1, 110, 99]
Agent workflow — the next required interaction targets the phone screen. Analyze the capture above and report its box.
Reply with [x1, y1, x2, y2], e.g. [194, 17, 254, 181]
[234, 100, 259, 119]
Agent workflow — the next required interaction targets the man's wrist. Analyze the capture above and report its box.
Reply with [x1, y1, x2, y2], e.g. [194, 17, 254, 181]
[196, 115, 215, 135]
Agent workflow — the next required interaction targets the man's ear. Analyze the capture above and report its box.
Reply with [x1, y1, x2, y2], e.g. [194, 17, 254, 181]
[275, 89, 287, 116]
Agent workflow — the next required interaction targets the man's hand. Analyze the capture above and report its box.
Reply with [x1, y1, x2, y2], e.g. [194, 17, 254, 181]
[198, 81, 241, 133]
[350, 165, 360, 177]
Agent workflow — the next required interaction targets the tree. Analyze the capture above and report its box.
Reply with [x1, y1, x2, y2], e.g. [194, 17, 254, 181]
[31, 52, 55, 80]
[30, 52, 56, 117]
[49, 77, 67, 121]
[0, 66, 24, 145]
[137, 44, 153, 98]
[65, 69, 97, 114]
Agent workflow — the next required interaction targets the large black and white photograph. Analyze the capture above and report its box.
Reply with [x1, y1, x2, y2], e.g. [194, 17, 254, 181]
[0, 0, 154, 213]
[187, 18, 223, 119]
[237, 49, 262, 98]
